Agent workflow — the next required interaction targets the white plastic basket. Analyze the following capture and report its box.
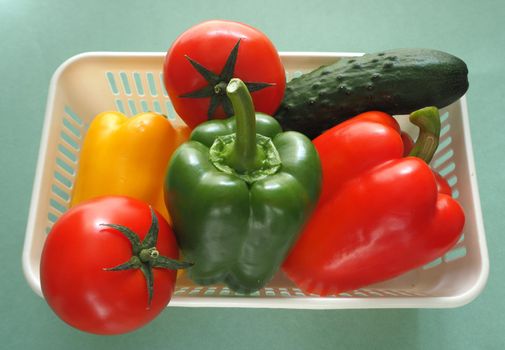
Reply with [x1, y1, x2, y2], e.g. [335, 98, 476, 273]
[22, 52, 489, 309]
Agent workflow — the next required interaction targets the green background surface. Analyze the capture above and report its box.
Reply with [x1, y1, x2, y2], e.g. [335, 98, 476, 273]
[2, 0, 503, 348]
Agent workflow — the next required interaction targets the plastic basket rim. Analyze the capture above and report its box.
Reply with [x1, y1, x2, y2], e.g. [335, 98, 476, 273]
[22, 51, 489, 309]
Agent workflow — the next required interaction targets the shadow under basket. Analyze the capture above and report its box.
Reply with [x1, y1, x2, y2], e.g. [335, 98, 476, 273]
[22, 52, 489, 309]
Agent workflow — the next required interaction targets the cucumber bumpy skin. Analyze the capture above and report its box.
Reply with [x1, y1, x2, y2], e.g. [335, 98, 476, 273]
[274, 49, 469, 139]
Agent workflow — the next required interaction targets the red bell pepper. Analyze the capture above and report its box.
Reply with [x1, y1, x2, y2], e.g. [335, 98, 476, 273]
[282, 107, 465, 296]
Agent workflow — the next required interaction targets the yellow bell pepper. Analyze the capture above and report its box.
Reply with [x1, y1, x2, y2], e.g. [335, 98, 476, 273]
[70, 111, 190, 223]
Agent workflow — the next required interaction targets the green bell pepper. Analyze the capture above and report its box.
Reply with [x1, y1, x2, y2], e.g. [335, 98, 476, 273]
[165, 78, 321, 293]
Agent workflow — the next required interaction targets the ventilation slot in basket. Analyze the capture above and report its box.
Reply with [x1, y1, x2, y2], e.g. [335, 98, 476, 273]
[119, 72, 132, 96]
[105, 71, 177, 120]
[174, 286, 305, 298]
[172, 286, 428, 298]
[106, 72, 119, 95]
[160, 72, 168, 97]
[146, 72, 158, 97]
[432, 111, 459, 199]
[444, 246, 467, 262]
[420, 111, 467, 269]
[45, 107, 84, 234]
[133, 72, 145, 96]
[422, 257, 443, 270]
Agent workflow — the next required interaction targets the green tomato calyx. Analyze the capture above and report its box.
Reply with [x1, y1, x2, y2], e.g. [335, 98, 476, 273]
[100, 207, 193, 309]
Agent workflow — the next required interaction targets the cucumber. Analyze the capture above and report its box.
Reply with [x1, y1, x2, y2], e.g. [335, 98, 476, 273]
[275, 49, 469, 139]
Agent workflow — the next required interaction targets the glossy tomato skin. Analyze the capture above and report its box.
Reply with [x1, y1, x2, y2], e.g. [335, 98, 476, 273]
[40, 196, 179, 335]
[163, 20, 286, 128]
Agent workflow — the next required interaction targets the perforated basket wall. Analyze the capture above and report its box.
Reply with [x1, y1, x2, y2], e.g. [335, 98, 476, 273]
[22, 52, 488, 309]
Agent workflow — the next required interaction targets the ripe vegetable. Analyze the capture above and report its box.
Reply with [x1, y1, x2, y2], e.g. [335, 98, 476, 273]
[70, 111, 190, 223]
[165, 79, 321, 293]
[163, 20, 286, 128]
[275, 49, 469, 139]
[283, 108, 465, 295]
[40, 196, 191, 335]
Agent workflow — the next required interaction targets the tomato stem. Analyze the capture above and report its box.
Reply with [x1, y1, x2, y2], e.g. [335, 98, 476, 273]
[139, 247, 160, 262]
[179, 39, 274, 119]
[214, 82, 228, 95]
[100, 207, 192, 308]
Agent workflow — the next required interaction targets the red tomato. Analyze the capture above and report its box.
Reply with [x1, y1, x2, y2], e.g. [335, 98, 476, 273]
[40, 196, 180, 335]
[163, 20, 286, 128]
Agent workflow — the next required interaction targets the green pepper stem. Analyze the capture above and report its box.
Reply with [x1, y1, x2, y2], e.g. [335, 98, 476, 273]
[226, 78, 257, 173]
[408, 106, 441, 164]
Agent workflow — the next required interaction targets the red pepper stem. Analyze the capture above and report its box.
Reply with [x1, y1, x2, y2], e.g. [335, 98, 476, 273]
[408, 106, 441, 164]
[226, 78, 258, 173]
